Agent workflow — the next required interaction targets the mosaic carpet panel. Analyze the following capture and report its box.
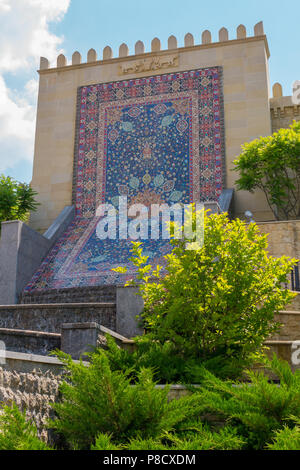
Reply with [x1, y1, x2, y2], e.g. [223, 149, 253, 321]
[25, 67, 225, 291]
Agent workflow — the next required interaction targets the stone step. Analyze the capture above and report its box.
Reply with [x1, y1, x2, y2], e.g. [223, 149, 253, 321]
[0, 322, 134, 358]
[19, 285, 117, 305]
[0, 327, 60, 356]
[0, 302, 116, 333]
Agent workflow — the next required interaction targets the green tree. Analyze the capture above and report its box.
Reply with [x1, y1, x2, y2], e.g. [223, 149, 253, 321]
[233, 120, 300, 220]
[114, 211, 296, 376]
[0, 174, 39, 224]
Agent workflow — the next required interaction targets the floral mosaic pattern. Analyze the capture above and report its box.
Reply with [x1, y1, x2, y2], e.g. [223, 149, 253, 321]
[24, 67, 225, 291]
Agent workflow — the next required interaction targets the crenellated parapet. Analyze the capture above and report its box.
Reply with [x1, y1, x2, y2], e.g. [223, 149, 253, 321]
[39, 21, 267, 71]
[270, 83, 300, 132]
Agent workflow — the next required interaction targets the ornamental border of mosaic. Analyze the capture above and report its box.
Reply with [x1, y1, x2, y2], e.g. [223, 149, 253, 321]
[72, 67, 226, 214]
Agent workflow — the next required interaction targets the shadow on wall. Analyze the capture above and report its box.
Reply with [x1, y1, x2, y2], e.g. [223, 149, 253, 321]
[0, 206, 75, 305]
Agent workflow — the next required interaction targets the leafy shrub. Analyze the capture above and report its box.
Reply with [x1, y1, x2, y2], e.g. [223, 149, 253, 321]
[267, 421, 300, 450]
[158, 426, 245, 451]
[234, 120, 300, 220]
[115, 212, 296, 377]
[105, 334, 246, 382]
[92, 426, 245, 451]
[3, 351, 297, 451]
[49, 348, 205, 450]
[192, 355, 300, 450]
[0, 403, 51, 450]
[91, 433, 121, 450]
[0, 174, 39, 225]
[104, 334, 196, 383]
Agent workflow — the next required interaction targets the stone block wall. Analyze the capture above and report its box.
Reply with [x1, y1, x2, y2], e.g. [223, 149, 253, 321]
[257, 220, 300, 261]
[0, 303, 116, 333]
[0, 328, 60, 356]
[272, 312, 300, 341]
[0, 367, 60, 440]
[20, 285, 116, 304]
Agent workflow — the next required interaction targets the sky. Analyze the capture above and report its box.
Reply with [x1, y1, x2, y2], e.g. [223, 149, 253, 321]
[0, 0, 299, 183]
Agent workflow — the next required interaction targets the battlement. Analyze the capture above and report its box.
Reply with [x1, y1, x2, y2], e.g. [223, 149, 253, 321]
[39, 21, 268, 72]
[270, 82, 300, 133]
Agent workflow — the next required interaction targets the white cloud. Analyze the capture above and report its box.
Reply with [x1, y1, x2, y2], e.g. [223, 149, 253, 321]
[0, 0, 70, 178]
[0, 0, 11, 12]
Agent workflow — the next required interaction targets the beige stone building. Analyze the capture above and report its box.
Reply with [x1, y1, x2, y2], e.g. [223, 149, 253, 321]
[29, 21, 299, 233]
[0, 21, 300, 395]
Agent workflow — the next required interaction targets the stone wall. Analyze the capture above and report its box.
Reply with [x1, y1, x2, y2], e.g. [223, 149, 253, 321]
[0, 303, 116, 333]
[0, 367, 61, 440]
[0, 206, 74, 305]
[20, 285, 116, 304]
[0, 328, 60, 355]
[272, 312, 300, 341]
[257, 220, 300, 260]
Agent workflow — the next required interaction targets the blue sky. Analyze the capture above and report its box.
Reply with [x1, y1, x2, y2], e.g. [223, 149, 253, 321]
[0, 0, 299, 183]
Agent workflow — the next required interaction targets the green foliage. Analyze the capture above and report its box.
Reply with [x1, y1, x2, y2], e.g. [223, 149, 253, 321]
[125, 426, 245, 451]
[0, 174, 39, 224]
[49, 348, 204, 450]
[234, 120, 300, 220]
[115, 212, 296, 377]
[267, 420, 300, 450]
[90, 351, 300, 450]
[92, 426, 245, 451]
[91, 433, 121, 450]
[0, 402, 51, 450]
[105, 334, 246, 383]
[104, 334, 194, 383]
[192, 355, 300, 450]
[3, 352, 299, 451]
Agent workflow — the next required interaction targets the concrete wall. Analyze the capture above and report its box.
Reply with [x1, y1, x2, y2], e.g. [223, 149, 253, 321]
[0, 206, 74, 305]
[30, 25, 273, 232]
[0, 221, 50, 304]
[116, 287, 144, 337]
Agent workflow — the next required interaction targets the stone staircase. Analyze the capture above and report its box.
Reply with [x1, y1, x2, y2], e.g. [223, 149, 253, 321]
[0, 287, 299, 365]
[0, 286, 117, 356]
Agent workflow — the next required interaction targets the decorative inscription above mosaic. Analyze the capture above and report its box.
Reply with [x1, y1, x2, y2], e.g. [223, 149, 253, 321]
[25, 67, 225, 291]
[118, 55, 179, 75]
